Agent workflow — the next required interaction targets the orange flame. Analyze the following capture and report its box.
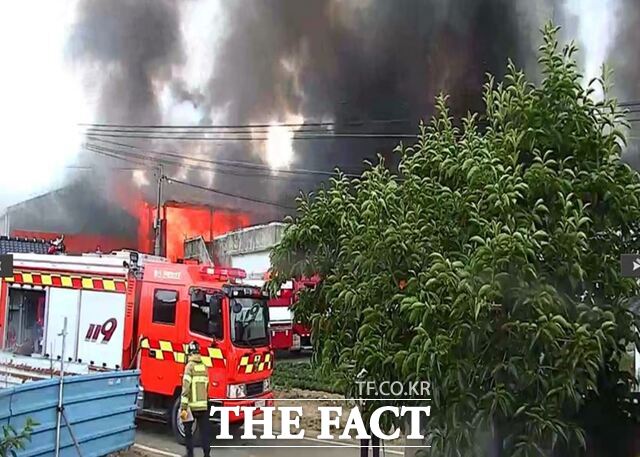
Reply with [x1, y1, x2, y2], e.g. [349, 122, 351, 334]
[114, 180, 250, 259]
[162, 204, 250, 261]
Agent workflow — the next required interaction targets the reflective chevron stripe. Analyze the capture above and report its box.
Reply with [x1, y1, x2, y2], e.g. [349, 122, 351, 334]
[139, 337, 227, 368]
[0, 270, 126, 292]
[238, 351, 273, 373]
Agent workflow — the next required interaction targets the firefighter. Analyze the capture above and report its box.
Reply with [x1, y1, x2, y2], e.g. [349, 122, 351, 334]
[180, 340, 211, 457]
[356, 369, 380, 457]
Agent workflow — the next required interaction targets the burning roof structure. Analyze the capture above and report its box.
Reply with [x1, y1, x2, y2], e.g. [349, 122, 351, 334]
[1, 180, 254, 259]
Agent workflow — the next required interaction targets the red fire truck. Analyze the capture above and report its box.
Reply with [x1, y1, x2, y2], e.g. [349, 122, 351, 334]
[267, 278, 316, 352]
[0, 248, 274, 442]
[291, 277, 318, 349]
[267, 281, 297, 351]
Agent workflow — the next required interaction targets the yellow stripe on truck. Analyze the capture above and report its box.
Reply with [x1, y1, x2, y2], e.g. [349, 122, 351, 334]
[208, 348, 224, 360]
[140, 339, 227, 367]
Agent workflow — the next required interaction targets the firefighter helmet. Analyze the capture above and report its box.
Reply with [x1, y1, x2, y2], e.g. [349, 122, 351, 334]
[187, 340, 200, 355]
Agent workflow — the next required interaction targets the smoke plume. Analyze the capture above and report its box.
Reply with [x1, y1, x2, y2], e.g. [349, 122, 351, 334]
[207, 0, 547, 126]
[16, 0, 632, 248]
[200, 0, 556, 192]
[68, 0, 184, 124]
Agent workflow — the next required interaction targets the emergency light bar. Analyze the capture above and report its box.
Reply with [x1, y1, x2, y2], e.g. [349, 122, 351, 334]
[229, 286, 269, 298]
[199, 266, 247, 281]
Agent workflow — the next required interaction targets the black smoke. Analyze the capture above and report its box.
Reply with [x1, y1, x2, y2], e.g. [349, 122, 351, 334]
[207, 0, 541, 126]
[30, 0, 566, 247]
[194, 0, 558, 203]
[67, 0, 184, 124]
[611, 0, 640, 102]
[206, 0, 549, 165]
[609, 0, 640, 168]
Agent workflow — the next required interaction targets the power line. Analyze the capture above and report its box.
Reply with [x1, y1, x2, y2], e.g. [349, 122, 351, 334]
[87, 145, 152, 167]
[164, 176, 295, 210]
[75, 104, 640, 131]
[81, 114, 640, 141]
[86, 144, 296, 209]
[82, 126, 337, 135]
[66, 165, 148, 171]
[83, 143, 338, 183]
[84, 132, 416, 141]
[78, 118, 411, 130]
[76, 104, 640, 132]
[83, 141, 316, 179]
[81, 121, 335, 130]
[619, 100, 640, 107]
[86, 138, 363, 178]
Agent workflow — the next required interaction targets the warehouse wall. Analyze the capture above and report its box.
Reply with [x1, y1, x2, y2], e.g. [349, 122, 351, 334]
[213, 222, 286, 266]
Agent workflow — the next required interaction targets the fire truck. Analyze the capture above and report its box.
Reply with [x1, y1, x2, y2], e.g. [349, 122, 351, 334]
[0, 246, 274, 442]
[267, 278, 316, 351]
[195, 223, 316, 353]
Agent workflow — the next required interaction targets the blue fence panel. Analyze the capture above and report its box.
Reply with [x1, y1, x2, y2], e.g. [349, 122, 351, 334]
[2, 370, 139, 457]
[0, 387, 11, 429]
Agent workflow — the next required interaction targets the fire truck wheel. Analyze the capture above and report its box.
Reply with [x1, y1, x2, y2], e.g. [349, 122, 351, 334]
[170, 397, 196, 445]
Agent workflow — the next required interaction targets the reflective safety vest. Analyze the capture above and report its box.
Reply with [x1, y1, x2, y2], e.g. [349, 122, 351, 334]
[181, 356, 209, 412]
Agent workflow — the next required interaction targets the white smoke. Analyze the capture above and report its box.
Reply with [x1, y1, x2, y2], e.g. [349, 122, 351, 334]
[565, 0, 620, 94]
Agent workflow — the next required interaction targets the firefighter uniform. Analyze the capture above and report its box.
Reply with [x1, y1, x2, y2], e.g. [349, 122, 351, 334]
[181, 342, 211, 457]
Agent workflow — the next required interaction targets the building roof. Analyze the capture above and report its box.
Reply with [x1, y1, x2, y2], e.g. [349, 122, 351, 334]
[0, 236, 49, 255]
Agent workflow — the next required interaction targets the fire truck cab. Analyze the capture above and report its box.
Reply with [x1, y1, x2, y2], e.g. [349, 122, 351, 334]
[135, 261, 274, 441]
[0, 248, 274, 443]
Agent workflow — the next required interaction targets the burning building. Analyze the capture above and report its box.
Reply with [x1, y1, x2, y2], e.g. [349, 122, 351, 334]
[0, 178, 256, 260]
[0, 181, 138, 253]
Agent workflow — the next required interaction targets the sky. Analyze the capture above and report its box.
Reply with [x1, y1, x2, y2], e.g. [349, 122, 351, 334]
[0, 1, 87, 209]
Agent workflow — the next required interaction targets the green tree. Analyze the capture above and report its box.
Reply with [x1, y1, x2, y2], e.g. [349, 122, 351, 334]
[270, 24, 640, 456]
[1, 419, 37, 457]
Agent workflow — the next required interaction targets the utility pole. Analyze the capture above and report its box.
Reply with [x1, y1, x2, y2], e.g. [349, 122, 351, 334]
[54, 318, 67, 457]
[154, 165, 164, 256]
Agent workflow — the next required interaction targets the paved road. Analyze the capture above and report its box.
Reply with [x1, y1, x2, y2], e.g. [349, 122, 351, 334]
[134, 420, 405, 457]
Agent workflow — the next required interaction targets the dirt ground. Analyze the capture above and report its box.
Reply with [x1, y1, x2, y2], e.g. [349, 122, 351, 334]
[273, 388, 404, 446]
[273, 387, 352, 434]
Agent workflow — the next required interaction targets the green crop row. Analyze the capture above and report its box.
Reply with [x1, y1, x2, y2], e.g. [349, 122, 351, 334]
[272, 361, 340, 393]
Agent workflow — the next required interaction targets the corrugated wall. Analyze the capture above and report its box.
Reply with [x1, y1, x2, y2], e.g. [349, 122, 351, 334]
[1, 370, 139, 456]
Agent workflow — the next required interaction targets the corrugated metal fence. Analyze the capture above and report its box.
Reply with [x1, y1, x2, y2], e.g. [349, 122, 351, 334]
[1, 370, 139, 457]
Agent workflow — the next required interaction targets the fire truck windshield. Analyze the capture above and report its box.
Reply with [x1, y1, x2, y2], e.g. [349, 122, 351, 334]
[230, 298, 269, 348]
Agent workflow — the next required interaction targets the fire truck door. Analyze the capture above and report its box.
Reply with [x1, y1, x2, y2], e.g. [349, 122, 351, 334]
[45, 288, 80, 360]
[139, 287, 181, 396]
[76, 290, 126, 369]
